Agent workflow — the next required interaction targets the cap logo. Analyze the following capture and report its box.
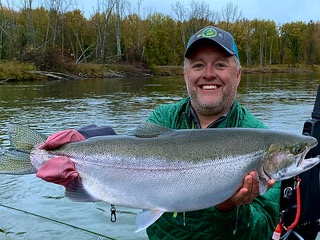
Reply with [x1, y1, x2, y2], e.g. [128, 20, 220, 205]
[197, 27, 218, 39]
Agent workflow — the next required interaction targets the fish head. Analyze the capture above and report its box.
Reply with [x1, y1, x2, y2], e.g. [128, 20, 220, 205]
[261, 134, 320, 181]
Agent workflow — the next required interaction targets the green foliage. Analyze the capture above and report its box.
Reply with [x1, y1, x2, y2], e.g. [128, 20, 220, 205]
[280, 22, 307, 64]
[144, 14, 183, 66]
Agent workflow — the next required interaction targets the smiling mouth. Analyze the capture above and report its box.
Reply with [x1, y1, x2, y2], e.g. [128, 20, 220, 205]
[200, 84, 220, 90]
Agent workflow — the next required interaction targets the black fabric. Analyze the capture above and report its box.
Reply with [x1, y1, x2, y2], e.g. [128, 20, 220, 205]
[280, 86, 320, 239]
[77, 124, 116, 139]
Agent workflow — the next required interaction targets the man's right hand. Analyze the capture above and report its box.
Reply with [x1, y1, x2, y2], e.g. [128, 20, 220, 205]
[215, 171, 275, 212]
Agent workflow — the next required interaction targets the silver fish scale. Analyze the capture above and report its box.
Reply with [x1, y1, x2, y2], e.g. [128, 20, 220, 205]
[73, 150, 266, 211]
[30, 127, 318, 212]
[51, 128, 310, 166]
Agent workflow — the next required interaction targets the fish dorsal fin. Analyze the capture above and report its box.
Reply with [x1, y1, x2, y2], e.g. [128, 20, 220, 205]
[131, 122, 173, 138]
[7, 124, 47, 151]
[135, 209, 164, 232]
[65, 177, 101, 202]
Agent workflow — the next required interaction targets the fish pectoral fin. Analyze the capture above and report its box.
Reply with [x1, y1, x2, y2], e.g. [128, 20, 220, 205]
[135, 209, 164, 232]
[65, 177, 101, 202]
[258, 180, 269, 195]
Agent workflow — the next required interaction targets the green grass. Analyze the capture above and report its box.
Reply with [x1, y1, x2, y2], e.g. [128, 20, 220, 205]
[0, 61, 39, 81]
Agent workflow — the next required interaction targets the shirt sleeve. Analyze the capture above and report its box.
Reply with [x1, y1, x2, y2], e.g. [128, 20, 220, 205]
[147, 105, 166, 126]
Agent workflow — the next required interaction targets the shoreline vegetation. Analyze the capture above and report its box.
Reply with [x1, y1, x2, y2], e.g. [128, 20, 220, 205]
[0, 61, 319, 83]
[0, 2, 319, 83]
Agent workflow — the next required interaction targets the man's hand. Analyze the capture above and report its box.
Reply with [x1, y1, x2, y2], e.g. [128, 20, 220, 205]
[215, 171, 275, 212]
[39, 129, 85, 150]
[36, 125, 116, 187]
[36, 129, 85, 186]
[36, 156, 79, 186]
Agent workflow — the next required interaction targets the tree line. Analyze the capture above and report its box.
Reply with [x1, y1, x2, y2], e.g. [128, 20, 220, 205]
[0, 0, 319, 71]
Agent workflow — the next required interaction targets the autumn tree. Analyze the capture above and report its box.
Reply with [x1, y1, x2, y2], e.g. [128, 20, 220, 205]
[64, 10, 94, 63]
[0, 5, 17, 60]
[280, 21, 306, 64]
[305, 21, 320, 65]
[0, 0, 319, 69]
[220, 2, 242, 30]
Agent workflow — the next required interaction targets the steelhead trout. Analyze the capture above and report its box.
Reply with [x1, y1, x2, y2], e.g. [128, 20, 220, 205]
[0, 123, 320, 231]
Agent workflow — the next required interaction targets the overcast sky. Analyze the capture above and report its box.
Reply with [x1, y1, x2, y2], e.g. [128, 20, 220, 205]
[77, 0, 319, 25]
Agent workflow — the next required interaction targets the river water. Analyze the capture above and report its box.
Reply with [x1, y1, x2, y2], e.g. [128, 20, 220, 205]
[0, 73, 320, 240]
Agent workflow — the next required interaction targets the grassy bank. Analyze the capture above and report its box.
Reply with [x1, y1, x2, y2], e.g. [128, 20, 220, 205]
[0, 61, 319, 82]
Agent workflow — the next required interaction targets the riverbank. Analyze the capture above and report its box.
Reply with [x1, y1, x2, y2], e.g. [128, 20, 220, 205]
[0, 61, 319, 82]
[151, 64, 320, 75]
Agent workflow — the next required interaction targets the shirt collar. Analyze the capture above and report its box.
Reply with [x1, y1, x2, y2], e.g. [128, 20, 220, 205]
[188, 101, 230, 129]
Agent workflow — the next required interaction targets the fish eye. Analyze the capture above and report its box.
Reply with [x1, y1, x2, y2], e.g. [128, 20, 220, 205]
[291, 145, 305, 154]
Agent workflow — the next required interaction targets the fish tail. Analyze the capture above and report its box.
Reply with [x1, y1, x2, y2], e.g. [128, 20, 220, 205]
[0, 124, 46, 175]
[7, 124, 47, 151]
[0, 149, 37, 174]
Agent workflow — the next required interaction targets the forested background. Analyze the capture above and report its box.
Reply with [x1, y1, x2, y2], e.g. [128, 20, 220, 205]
[0, 0, 319, 71]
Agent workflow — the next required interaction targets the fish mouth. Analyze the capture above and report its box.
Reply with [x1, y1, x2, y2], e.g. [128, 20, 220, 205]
[261, 164, 272, 181]
[295, 151, 307, 167]
[296, 140, 318, 167]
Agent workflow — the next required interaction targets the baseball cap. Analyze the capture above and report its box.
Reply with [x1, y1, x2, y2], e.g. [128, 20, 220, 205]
[185, 26, 239, 60]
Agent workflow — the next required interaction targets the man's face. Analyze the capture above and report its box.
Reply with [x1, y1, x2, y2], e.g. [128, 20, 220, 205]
[184, 43, 241, 118]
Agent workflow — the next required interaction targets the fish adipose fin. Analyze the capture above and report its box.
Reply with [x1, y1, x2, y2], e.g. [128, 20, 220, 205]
[135, 209, 164, 232]
[65, 177, 101, 202]
[131, 122, 173, 138]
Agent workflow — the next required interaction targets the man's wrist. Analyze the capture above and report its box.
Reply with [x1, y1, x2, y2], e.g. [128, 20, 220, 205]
[215, 201, 237, 212]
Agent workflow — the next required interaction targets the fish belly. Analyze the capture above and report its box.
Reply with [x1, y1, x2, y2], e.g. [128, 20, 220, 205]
[76, 155, 260, 212]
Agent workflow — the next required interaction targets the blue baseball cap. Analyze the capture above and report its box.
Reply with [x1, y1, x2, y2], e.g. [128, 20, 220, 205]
[185, 26, 239, 60]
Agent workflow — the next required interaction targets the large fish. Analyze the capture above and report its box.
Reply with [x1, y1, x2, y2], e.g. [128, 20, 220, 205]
[0, 123, 320, 232]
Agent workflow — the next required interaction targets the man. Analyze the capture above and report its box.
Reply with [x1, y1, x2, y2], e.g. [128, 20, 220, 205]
[37, 26, 280, 239]
[144, 26, 280, 239]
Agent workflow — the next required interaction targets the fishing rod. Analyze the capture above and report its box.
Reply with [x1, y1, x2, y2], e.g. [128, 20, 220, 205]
[0, 203, 117, 240]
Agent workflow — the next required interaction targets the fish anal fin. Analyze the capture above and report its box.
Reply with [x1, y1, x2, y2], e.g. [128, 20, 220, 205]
[65, 177, 101, 202]
[135, 209, 164, 232]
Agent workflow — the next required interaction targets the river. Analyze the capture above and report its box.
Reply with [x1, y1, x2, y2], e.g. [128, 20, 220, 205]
[0, 73, 320, 239]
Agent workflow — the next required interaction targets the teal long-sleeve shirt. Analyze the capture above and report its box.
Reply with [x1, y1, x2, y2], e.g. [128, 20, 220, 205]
[146, 97, 280, 240]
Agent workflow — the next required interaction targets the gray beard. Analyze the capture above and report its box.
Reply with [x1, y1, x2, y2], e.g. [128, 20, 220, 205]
[189, 91, 236, 117]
